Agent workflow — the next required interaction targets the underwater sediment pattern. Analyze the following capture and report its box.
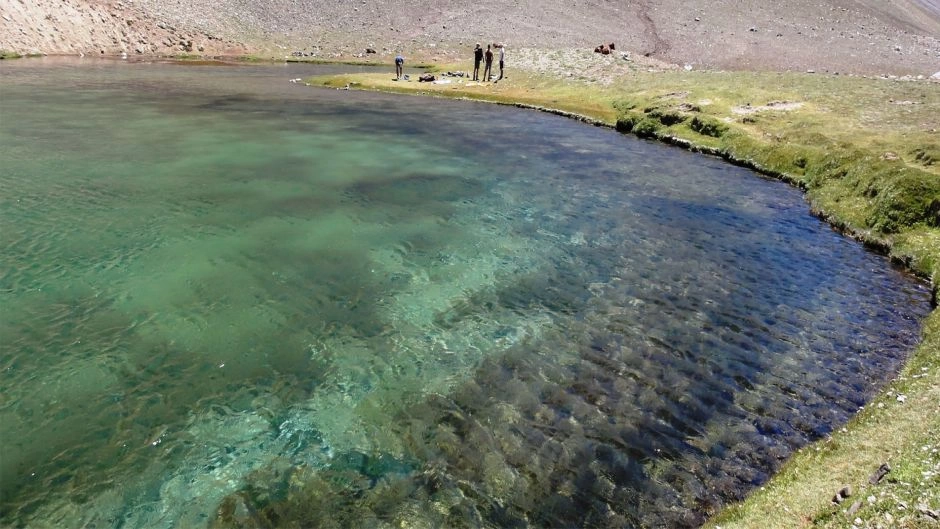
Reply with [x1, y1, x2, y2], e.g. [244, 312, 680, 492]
[0, 60, 931, 528]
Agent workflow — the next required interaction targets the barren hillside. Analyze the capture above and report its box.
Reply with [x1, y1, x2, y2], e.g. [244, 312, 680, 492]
[2, 0, 939, 75]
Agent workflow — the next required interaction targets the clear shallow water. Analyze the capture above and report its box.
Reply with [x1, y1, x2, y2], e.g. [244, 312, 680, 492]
[0, 58, 931, 528]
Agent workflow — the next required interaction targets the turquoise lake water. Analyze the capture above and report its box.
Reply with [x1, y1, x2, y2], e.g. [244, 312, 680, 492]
[0, 58, 931, 528]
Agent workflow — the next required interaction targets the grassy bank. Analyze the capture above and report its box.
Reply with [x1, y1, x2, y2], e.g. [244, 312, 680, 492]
[0, 50, 43, 59]
[308, 63, 940, 527]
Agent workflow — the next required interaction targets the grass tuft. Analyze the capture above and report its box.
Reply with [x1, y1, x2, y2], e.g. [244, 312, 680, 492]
[690, 116, 729, 138]
[911, 144, 939, 167]
[632, 116, 663, 137]
[644, 107, 688, 126]
[868, 171, 940, 232]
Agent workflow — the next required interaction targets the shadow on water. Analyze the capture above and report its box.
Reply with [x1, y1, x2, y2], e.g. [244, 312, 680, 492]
[0, 59, 932, 528]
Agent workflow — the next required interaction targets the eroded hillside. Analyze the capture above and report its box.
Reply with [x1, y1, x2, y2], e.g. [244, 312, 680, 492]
[2, 0, 940, 74]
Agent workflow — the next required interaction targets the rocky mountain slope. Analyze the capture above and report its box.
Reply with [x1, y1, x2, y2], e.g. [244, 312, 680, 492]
[0, 0, 247, 57]
[2, 0, 939, 75]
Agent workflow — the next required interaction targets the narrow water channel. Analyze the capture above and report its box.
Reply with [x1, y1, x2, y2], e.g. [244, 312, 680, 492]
[0, 58, 931, 528]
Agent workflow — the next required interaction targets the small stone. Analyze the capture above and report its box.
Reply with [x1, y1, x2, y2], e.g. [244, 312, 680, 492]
[833, 485, 852, 504]
[869, 463, 891, 485]
[847, 500, 862, 516]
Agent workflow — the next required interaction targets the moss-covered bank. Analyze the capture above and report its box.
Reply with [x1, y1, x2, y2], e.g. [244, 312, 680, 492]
[304, 66, 939, 528]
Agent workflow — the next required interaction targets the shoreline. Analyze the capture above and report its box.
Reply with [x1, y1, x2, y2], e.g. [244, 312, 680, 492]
[498, 99, 937, 295]
[311, 67, 939, 295]
[306, 64, 939, 528]
[312, 77, 938, 299]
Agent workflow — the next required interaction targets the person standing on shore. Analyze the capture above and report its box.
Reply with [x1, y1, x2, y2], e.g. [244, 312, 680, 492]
[394, 52, 404, 79]
[483, 44, 493, 82]
[496, 44, 505, 82]
[472, 43, 483, 81]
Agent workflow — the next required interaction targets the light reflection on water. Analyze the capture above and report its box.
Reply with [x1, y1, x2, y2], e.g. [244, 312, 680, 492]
[0, 58, 931, 528]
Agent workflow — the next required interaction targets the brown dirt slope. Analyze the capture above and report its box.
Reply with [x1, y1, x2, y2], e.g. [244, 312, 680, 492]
[0, 0, 247, 57]
[2, 0, 939, 75]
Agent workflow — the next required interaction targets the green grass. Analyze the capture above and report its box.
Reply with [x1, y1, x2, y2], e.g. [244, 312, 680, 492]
[232, 54, 267, 62]
[306, 63, 940, 529]
[0, 50, 24, 59]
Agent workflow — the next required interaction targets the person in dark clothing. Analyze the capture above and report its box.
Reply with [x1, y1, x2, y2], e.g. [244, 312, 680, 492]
[394, 53, 404, 79]
[472, 43, 483, 81]
[483, 44, 493, 82]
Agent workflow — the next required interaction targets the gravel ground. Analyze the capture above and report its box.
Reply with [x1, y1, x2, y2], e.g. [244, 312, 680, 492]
[2, 0, 939, 76]
[0, 0, 247, 57]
